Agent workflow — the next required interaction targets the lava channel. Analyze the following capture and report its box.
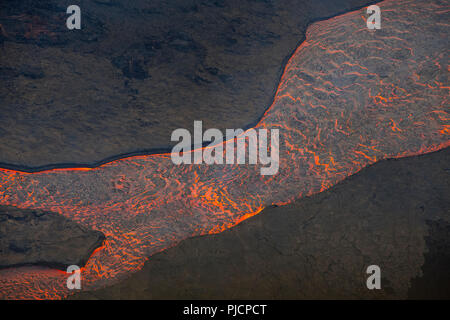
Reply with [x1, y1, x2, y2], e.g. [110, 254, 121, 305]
[0, 0, 449, 299]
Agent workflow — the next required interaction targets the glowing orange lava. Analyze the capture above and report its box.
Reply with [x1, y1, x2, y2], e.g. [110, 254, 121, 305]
[0, 0, 448, 299]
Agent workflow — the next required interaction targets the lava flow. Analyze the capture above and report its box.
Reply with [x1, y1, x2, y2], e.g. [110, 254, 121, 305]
[0, 0, 449, 299]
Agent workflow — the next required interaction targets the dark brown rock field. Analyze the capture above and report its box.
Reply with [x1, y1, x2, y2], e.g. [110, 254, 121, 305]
[0, 0, 375, 168]
[0, 205, 104, 270]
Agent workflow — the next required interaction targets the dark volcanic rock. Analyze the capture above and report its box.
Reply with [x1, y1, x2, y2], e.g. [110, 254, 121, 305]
[73, 148, 449, 299]
[408, 219, 450, 299]
[0, 0, 375, 168]
[0, 206, 105, 270]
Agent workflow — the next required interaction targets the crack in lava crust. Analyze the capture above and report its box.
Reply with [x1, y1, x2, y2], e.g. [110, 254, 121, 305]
[0, 0, 449, 299]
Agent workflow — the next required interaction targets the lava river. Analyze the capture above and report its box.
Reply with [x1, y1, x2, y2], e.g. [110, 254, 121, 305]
[0, 0, 449, 299]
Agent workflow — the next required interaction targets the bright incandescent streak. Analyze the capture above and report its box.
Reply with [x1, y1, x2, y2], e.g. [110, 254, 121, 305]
[0, 0, 448, 299]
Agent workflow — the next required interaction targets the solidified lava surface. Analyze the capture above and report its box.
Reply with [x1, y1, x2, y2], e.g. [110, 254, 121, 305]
[0, 205, 105, 270]
[0, 0, 449, 299]
[0, 0, 375, 167]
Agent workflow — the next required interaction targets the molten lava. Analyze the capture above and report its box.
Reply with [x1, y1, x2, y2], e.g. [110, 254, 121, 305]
[0, 0, 449, 299]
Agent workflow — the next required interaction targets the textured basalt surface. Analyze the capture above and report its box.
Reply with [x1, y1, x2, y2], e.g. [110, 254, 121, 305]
[0, 205, 105, 270]
[73, 147, 450, 300]
[408, 219, 450, 299]
[0, 0, 374, 168]
[0, 0, 448, 299]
